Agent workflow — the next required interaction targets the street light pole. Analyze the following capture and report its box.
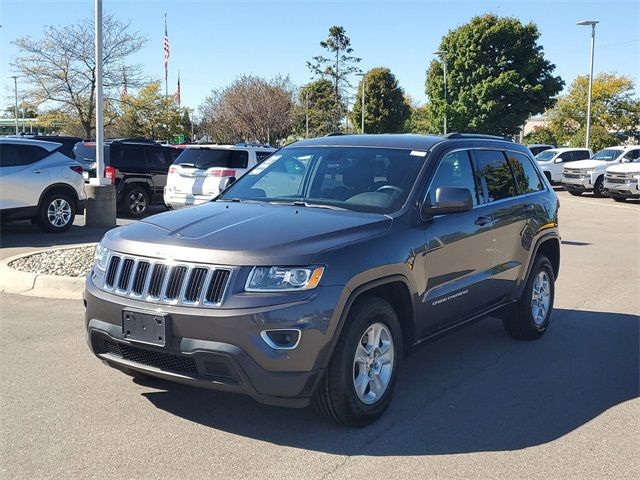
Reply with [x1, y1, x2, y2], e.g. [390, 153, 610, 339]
[10, 76, 18, 135]
[577, 20, 599, 149]
[94, 0, 105, 183]
[356, 72, 365, 134]
[305, 90, 309, 138]
[433, 51, 447, 134]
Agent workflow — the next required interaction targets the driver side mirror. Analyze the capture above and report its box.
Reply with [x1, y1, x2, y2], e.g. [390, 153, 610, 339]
[219, 176, 236, 192]
[554, 157, 564, 163]
[423, 186, 473, 217]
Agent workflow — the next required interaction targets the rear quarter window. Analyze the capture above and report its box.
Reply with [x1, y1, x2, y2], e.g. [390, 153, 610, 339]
[506, 151, 544, 194]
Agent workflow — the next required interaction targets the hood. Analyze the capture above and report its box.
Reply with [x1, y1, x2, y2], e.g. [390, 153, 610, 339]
[102, 201, 392, 266]
[563, 159, 611, 170]
[606, 163, 640, 174]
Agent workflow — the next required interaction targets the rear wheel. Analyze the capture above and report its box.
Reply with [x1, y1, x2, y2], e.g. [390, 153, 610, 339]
[568, 190, 582, 196]
[611, 195, 627, 203]
[120, 185, 149, 218]
[37, 191, 76, 232]
[313, 296, 402, 427]
[593, 176, 605, 197]
[503, 255, 555, 340]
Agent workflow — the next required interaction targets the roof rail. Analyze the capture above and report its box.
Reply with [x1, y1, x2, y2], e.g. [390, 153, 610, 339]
[233, 142, 273, 148]
[110, 137, 159, 144]
[443, 132, 514, 142]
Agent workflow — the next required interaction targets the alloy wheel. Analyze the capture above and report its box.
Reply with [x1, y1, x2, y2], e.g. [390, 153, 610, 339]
[129, 192, 147, 214]
[531, 271, 551, 325]
[47, 198, 72, 228]
[352, 322, 394, 405]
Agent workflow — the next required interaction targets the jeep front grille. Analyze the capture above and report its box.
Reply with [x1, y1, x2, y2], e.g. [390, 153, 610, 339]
[102, 253, 231, 307]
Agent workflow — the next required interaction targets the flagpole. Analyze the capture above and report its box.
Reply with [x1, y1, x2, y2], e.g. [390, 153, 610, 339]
[164, 13, 168, 97]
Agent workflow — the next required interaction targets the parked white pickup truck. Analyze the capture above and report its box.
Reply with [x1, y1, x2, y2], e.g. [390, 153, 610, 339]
[535, 148, 592, 183]
[561, 145, 640, 197]
[604, 158, 640, 202]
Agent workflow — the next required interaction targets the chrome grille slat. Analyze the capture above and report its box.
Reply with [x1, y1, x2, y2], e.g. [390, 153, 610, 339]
[100, 254, 231, 307]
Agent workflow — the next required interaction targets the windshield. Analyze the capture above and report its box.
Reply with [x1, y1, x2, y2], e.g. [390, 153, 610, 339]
[173, 148, 248, 169]
[592, 148, 622, 161]
[219, 146, 425, 214]
[535, 150, 556, 161]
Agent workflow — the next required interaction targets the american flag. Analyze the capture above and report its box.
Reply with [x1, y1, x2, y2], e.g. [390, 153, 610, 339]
[163, 14, 170, 86]
[175, 72, 181, 106]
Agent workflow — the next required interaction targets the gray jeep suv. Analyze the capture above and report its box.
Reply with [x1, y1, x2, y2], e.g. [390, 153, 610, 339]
[85, 133, 560, 427]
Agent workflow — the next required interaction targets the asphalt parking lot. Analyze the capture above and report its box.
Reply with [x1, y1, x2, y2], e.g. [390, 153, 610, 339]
[0, 190, 638, 479]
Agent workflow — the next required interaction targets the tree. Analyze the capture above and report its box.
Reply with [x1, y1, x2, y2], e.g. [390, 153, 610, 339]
[350, 67, 410, 133]
[199, 75, 295, 144]
[425, 14, 564, 136]
[117, 83, 188, 141]
[523, 126, 557, 146]
[12, 15, 147, 138]
[547, 73, 640, 144]
[293, 79, 345, 138]
[307, 25, 362, 130]
[404, 103, 436, 134]
[568, 125, 618, 152]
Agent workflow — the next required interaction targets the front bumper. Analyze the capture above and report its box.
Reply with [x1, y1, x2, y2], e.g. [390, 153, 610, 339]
[561, 175, 592, 191]
[603, 179, 640, 198]
[164, 189, 215, 209]
[84, 278, 345, 407]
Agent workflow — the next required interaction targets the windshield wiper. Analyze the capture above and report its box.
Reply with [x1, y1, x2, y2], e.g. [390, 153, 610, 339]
[289, 200, 348, 211]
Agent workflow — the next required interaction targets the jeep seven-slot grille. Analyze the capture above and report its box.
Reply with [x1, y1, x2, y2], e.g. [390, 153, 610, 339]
[103, 254, 231, 307]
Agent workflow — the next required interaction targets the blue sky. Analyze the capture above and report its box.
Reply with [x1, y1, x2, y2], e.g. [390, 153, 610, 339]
[1, 0, 638, 114]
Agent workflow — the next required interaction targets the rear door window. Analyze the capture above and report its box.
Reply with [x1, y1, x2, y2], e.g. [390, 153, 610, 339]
[0, 144, 49, 167]
[572, 150, 591, 161]
[113, 146, 145, 170]
[173, 148, 248, 169]
[474, 150, 518, 202]
[256, 151, 273, 163]
[506, 151, 544, 194]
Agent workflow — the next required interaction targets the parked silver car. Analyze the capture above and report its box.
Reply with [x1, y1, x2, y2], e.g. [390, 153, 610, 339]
[0, 138, 86, 232]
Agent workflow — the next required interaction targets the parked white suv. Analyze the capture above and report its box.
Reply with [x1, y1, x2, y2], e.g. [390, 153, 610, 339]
[0, 138, 87, 232]
[604, 157, 640, 202]
[535, 147, 592, 183]
[561, 145, 640, 197]
[164, 143, 276, 209]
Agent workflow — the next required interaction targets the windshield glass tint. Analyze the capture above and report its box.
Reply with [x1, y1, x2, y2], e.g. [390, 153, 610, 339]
[592, 148, 622, 161]
[535, 150, 556, 161]
[220, 146, 424, 213]
[174, 148, 248, 169]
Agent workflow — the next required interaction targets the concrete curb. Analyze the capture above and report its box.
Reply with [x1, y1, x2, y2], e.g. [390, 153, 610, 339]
[0, 243, 95, 300]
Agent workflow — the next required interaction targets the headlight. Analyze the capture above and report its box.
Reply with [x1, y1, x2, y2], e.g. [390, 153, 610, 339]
[94, 243, 111, 272]
[245, 266, 324, 292]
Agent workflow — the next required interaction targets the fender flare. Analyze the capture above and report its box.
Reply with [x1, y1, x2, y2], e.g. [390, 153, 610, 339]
[515, 231, 560, 298]
[38, 183, 80, 210]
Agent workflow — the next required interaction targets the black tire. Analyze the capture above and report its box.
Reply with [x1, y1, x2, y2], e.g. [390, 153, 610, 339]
[593, 176, 605, 197]
[37, 191, 76, 233]
[612, 195, 627, 203]
[568, 191, 582, 196]
[503, 255, 555, 340]
[543, 171, 553, 184]
[119, 185, 149, 218]
[313, 296, 402, 427]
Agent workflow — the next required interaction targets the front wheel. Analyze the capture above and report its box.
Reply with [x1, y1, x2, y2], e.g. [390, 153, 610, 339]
[313, 296, 402, 427]
[593, 176, 605, 197]
[611, 195, 627, 203]
[503, 255, 555, 340]
[568, 190, 582, 196]
[37, 191, 76, 232]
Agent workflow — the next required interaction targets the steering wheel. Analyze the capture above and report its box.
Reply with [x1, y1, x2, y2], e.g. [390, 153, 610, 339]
[376, 185, 404, 195]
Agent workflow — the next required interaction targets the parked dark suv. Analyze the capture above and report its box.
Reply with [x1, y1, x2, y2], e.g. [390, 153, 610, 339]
[74, 139, 180, 217]
[85, 133, 560, 426]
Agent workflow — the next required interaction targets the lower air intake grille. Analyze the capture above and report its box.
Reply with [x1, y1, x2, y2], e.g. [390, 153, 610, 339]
[104, 340, 198, 376]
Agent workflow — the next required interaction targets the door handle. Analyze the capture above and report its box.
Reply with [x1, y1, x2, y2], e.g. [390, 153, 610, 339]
[522, 204, 534, 212]
[32, 169, 43, 174]
[475, 215, 492, 226]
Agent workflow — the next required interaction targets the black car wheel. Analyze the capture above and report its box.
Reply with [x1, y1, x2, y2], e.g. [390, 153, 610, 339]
[37, 191, 76, 233]
[503, 254, 555, 340]
[611, 195, 627, 203]
[121, 186, 149, 218]
[593, 176, 605, 197]
[313, 296, 402, 427]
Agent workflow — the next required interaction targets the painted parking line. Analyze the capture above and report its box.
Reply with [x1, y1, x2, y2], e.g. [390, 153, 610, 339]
[560, 197, 640, 211]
